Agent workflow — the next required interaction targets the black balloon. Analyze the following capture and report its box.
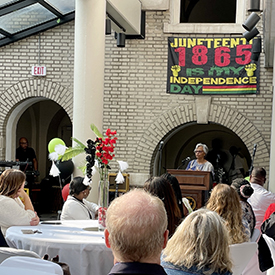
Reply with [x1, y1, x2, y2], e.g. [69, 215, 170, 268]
[56, 160, 74, 181]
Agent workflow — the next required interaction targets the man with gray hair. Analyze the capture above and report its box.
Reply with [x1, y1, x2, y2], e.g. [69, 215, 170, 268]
[104, 188, 169, 275]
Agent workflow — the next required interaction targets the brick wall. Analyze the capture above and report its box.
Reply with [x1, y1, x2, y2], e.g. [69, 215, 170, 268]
[0, 22, 75, 159]
[103, 10, 272, 176]
[0, 10, 272, 181]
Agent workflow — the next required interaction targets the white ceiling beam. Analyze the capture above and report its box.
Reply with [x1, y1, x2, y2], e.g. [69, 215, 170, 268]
[106, 0, 141, 35]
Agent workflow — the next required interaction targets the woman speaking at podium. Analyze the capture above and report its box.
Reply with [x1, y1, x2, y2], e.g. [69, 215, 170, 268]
[186, 143, 214, 174]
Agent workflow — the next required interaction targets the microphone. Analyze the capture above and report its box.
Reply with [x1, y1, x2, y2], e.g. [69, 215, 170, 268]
[159, 141, 164, 151]
[216, 154, 220, 163]
[182, 156, 190, 163]
[253, 144, 257, 153]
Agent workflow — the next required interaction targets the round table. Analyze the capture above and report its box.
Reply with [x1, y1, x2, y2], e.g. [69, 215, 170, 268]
[5, 220, 114, 275]
[0, 266, 56, 275]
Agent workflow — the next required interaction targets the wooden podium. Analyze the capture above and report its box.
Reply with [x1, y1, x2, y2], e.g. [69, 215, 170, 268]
[167, 169, 212, 212]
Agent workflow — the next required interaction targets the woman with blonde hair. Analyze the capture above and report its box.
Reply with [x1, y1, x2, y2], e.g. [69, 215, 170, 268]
[0, 169, 39, 236]
[206, 183, 249, 244]
[161, 208, 232, 275]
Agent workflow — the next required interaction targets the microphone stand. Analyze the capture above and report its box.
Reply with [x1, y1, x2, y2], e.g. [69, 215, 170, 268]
[115, 183, 119, 198]
[249, 144, 257, 176]
[177, 162, 185, 170]
[158, 141, 164, 176]
[177, 158, 190, 170]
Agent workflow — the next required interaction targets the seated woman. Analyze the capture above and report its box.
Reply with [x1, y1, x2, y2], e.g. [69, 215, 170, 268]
[144, 176, 182, 237]
[61, 177, 99, 220]
[206, 184, 250, 244]
[0, 169, 40, 236]
[231, 178, 255, 238]
[161, 173, 185, 218]
[186, 143, 214, 175]
[161, 208, 232, 275]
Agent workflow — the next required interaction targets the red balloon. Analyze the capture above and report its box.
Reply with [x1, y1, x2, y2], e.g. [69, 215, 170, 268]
[62, 183, 70, 201]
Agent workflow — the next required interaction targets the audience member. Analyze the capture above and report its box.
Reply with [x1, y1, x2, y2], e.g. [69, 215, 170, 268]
[263, 203, 275, 221]
[104, 189, 169, 275]
[60, 177, 99, 220]
[261, 212, 275, 240]
[207, 184, 249, 244]
[161, 208, 232, 275]
[258, 210, 275, 272]
[144, 176, 182, 237]
[231, 178, 255, 238]
[0, 169, 39, 236]
[261, 205, 275, 257]
[248, 167, 275, 230]
[161, 173, 184, 218]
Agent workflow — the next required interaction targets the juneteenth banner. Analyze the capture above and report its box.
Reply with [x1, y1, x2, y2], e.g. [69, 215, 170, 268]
[167, 37, 259, 95]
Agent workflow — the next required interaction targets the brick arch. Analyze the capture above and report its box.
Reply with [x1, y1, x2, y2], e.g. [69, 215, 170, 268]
[0, 79, 73, 160]
[208, 104, 269, 166]
[134, 103, 269, 173]
[0, 78, 73, 128]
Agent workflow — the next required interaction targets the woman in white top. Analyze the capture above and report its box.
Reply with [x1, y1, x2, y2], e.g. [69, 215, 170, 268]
[186, 143, 214, 174]
[0, 169, 40, 236]
[61, 177, 99, 220]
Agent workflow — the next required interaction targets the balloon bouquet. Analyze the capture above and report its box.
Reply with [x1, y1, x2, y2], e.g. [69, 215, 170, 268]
[48, 138, 74, 200]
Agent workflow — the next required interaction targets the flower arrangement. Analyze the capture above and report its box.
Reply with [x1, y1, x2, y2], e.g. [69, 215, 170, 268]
[61, 124, 117, 181]
[92, 127, 117, 229]
[60, 124, 127, 229]
[94, 128, 117, 178]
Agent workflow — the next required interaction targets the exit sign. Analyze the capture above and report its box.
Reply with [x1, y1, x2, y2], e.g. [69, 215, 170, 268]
[32, 66, 46, 76]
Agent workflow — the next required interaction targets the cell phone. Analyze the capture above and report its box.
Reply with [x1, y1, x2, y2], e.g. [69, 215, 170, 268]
[40, 221, 62, 225]
[21, 229, 35, 234]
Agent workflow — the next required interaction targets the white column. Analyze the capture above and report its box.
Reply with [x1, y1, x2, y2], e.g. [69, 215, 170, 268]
[73, 0, 106, 201]
[268, 42, 275, 192]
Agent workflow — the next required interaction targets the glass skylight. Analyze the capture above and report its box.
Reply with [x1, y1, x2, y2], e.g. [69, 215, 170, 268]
[46, 0, 75, 14]
[0, 0, 75, 47]
[0, 3, 56, 34]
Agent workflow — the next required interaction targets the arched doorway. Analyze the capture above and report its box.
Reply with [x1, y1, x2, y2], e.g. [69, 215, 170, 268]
[7, 98, 72, 181]
[153, 122, 251, 184]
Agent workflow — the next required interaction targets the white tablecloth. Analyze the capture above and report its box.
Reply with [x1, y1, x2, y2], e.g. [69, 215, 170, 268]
[5, 220, 114, 275]
[0, 266, 56, 275]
